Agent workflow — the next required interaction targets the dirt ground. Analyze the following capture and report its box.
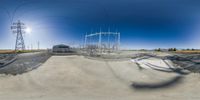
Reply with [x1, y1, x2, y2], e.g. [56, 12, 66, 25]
[0, 55, 200, 100]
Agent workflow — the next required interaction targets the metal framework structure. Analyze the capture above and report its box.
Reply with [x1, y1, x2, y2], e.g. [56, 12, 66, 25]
[84, 31, 120, 53]
[11, 20, 26, 51]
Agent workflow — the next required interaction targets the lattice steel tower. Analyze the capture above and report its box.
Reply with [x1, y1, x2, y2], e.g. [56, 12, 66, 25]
[11, 20, 26, 51]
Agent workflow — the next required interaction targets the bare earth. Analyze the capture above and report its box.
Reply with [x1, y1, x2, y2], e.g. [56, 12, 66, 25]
[0, 55, 200, 100]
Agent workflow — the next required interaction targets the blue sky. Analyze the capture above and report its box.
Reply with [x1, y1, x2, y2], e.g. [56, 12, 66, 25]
[0, 0, 200, 49]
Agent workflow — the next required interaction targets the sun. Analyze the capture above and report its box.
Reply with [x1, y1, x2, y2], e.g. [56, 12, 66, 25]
[25, 27, 32, 33]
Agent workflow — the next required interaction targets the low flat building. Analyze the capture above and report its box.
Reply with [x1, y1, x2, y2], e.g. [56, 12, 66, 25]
[52, 44, 70, 53]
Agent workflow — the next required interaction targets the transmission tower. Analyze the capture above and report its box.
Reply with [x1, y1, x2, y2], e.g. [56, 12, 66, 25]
[11, 20, 26, 51]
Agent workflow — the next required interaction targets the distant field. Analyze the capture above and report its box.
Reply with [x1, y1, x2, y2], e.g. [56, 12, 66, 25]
[0, 50, 43, 54]
[0, 50, 15, 54]
[175, 50, 200, 54]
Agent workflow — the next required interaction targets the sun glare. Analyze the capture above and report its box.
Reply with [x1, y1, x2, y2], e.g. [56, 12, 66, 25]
[25, 27, 32, 33]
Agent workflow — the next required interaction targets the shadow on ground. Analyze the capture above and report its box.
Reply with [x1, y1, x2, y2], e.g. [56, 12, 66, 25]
[131, 76, 183, 90]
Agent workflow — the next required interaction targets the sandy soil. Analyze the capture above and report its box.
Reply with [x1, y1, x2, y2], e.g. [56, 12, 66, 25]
[0, 55, 199, 100]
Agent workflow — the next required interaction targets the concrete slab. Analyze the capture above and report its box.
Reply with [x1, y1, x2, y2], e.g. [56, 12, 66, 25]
[0, 55, 199, 100]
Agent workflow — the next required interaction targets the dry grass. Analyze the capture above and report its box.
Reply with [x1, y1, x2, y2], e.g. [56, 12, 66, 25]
[175, 50, 200, 54]
[16, 50, 40, 53]
[0, 50, 41, 54]
[0, 50, 15, 54]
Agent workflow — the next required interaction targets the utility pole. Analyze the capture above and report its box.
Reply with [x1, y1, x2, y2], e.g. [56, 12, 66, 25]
[99, 28, 102, 53]
[108, 27, 110, 52]
[11, 20, 26, 51]
[84, 33, 87, 49]
[118, 32, 120, 50]
[27, 45, 29, 50]
[31, 44, 33, 50]
[37, 41, 40, 50]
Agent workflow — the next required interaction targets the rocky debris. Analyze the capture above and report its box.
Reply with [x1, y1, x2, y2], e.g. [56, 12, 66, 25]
[0, 54, 17, 68]
[166, 55, 200, 73]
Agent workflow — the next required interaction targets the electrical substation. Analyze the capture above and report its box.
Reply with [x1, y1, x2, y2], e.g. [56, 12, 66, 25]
[84, 31, 120, 55]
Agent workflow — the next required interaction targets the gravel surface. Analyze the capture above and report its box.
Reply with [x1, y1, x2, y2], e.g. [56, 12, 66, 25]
[167, 54, 200, 73]
[0, 52, 51, 75]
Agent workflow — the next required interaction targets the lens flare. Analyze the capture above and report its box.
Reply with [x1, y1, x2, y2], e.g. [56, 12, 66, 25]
[25, 27, 32, 33]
